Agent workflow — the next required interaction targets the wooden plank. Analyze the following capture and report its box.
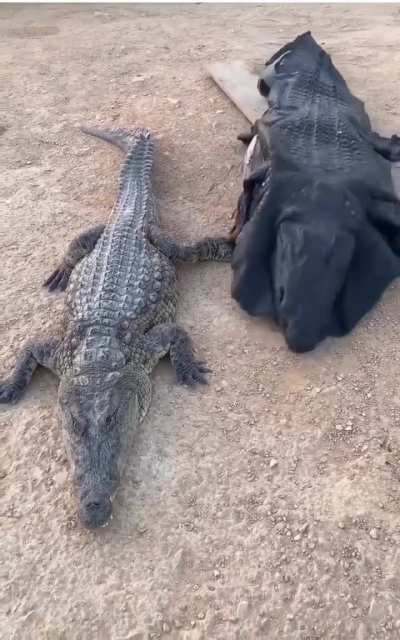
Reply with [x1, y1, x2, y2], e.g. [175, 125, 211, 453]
[207, 61, 266, 124]
[207, 60, 400, 198]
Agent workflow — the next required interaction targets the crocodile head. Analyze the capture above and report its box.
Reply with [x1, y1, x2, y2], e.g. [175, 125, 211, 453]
[258, 31, 332, 98]
[273, 194, 358, 353]
[58, 369, 139, 529]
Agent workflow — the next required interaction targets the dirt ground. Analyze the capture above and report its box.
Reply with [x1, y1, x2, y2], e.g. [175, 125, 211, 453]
[2, 4, 400, 639]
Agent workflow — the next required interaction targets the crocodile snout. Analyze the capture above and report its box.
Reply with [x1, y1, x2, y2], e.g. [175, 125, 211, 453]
[79, 493, 112, 529]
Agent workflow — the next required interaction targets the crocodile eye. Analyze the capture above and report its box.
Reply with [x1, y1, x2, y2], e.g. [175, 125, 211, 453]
[104, 410, 118, 431]
[71, 416, 87, 436]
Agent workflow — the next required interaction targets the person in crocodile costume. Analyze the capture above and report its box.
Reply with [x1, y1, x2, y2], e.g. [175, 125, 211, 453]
[0, 126, 233, 529]
[231, 31, 400, 353]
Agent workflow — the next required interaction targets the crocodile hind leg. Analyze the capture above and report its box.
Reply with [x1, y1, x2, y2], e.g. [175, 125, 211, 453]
[146, 225, 234, 263]
[371, 132, 400, 162]
[0, 339, 59, 404]
[44, 224, 106, 292]
[143, 323, 210, 386]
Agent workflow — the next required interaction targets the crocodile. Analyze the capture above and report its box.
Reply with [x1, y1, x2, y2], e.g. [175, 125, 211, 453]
[0, 125, 233, 529]
[231, 31, 400, 352]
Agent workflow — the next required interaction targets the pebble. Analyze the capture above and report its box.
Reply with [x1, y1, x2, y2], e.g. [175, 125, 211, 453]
[338, 522, 345, 529]
[369, 528, 378, 540]
[162, 622, 170, 633]
[270, 458, 278, 469]
[335, 424, 343, 431]
[237, 600, 249, 619]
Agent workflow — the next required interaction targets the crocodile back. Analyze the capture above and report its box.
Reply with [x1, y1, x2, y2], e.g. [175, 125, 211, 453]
[260, 32, 392, 193]
[67, 129, 177, 334]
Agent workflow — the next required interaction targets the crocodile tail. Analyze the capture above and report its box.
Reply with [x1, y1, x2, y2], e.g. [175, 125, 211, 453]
[80, 125, 152, 154]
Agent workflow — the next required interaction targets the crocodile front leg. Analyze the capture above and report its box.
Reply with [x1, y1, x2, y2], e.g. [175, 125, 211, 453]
[0, 339, 59, 404]
[371, 132, 400, 162]
[143, 323, 210, 386]
[146, 225, 234, 264]
[44, 224, 106, 292]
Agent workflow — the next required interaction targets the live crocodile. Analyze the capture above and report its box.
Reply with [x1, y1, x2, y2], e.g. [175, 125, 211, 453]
[0, 125, 233, 529]
[231, 32, 400, 352]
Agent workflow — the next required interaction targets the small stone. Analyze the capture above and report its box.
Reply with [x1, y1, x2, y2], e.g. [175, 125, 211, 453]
[214, 569, 221, 578]
[197, 612, 205, 620]
[287, 614, 294, 620]
[335, 424, 343, 431]
[293, 534, 301, 541]
[369, 528, 378, 540]
[237, 600, 249, 619]
[162, 622, 170, 633]
[270, 458, 278, 469]
[137, 525, 147, 535]
[190, 621, 196, 628]
[338, 522, 345, 529]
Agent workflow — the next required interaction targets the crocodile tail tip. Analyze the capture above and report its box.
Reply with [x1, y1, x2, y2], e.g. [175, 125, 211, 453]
[80, 125, 152, 153]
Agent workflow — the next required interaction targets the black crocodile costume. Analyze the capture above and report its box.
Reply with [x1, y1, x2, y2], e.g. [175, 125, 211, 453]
[232, 31, 400, 352]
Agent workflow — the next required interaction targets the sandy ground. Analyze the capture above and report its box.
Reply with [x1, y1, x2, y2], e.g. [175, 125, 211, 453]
[2, 4, 400, 639]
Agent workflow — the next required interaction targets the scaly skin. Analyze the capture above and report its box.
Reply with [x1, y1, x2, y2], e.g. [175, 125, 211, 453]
[0, 125, 233, 529]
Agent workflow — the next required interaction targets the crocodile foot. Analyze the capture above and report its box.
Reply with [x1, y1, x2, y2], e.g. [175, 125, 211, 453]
[44, 264, 72, 292]
[175, 358, 211, 387]
[0, 381, 23, 404]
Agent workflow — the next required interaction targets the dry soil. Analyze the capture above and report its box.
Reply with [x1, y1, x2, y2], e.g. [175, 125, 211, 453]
[2, 4, 400, 640]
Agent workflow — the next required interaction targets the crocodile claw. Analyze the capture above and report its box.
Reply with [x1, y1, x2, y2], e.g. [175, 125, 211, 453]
[0, 382, 21, 404]
[43, 265, 72, 292]
[176, 359, 211, 387]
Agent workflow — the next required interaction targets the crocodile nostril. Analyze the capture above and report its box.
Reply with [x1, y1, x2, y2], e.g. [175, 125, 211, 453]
[86, 501, 102, 511]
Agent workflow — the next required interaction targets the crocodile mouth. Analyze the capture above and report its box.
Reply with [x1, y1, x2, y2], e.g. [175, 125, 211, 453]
[78, 493, 113, 529]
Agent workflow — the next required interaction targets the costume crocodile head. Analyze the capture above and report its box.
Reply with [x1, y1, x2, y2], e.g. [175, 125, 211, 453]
[271, 183, 359, 352]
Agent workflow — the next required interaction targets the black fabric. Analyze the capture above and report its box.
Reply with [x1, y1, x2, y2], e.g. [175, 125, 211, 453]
[231, 32, 400, 352]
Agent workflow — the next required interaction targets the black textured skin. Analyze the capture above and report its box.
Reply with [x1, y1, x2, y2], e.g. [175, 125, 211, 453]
[232, 32, 400, 352]
[0, 126, 233, 529]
